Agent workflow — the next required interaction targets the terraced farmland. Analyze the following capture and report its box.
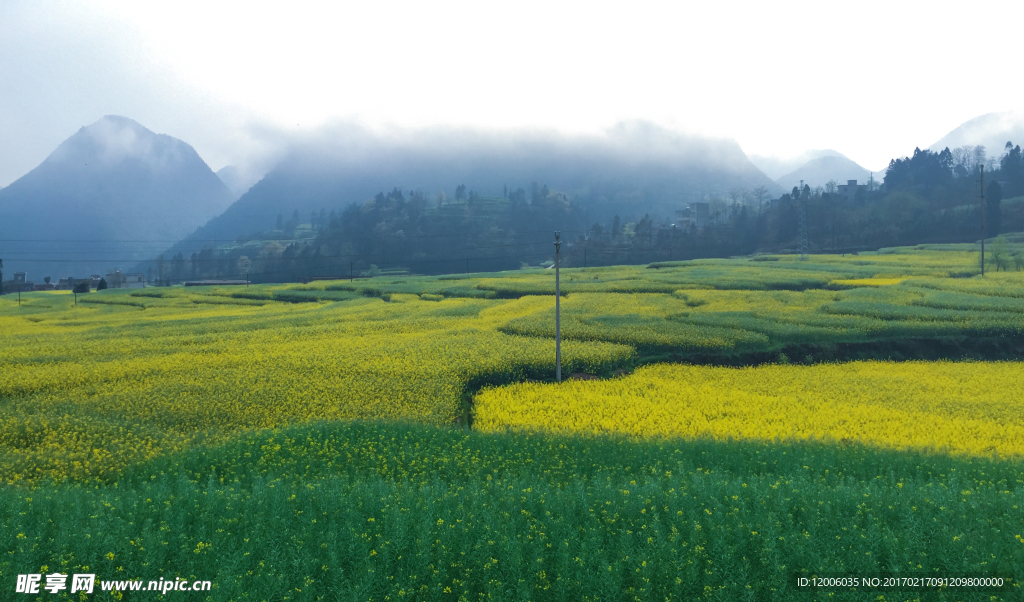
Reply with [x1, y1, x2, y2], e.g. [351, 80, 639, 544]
[1, 242, 1022, 600]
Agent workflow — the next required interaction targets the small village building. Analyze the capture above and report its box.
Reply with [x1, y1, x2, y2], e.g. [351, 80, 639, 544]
[104, 270, 146, 289]
[675, 202, 710, 231]
[10, 272, 33, 292]
[836, 180, 867, 202]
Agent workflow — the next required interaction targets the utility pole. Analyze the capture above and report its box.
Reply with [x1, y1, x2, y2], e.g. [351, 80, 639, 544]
[832, 201, 837, 251]
[554, 231, 562, 383]
[798, 199, 809, 260]
[671, 224, 677, 261]
[980, 165, 986, 276]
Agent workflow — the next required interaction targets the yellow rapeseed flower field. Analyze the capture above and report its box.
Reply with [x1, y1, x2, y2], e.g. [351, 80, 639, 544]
[474, 361, 1024, 458]
[0, 291, 631, 484]
[4, 241, 1024, 484]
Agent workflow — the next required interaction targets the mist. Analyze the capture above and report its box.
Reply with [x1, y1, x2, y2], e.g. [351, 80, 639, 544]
[928, 111, 1024, 159]
[159, 120, 780, 259]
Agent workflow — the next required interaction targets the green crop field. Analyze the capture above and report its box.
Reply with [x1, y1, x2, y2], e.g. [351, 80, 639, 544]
[2, 241, 1023, 600]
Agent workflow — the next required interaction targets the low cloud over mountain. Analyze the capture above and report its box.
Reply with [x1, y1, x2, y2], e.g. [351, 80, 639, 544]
[929, 112, 1024, 160]
[160, 120, 782, 259]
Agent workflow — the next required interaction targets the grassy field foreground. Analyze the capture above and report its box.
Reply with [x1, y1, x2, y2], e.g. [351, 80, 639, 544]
[3, 422, 1022, 601]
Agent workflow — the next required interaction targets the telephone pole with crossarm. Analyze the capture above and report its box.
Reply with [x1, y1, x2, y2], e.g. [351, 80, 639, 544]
[554, 231, 561, 382]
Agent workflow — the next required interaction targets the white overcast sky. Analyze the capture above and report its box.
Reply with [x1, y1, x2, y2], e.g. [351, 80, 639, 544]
[2, 0, 1022, 186]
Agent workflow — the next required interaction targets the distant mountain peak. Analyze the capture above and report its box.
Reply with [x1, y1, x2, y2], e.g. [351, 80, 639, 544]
[774, 154, 881, 190]
[0, 116, 234, 278]
[97, 114, 145, 127]
[748, 149, 848, 181]
[929, 111, 1024, 155]
[44, 115, 192, 169]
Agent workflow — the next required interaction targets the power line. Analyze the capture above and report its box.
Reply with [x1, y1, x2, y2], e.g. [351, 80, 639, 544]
[0, 242, 712, 265]
[0, 228, 726, 250]
[0, 229, 571, 244]
[0, 240, 578, 265]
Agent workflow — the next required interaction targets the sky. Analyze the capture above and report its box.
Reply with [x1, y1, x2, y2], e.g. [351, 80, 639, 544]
[2, 0, 1023, 187]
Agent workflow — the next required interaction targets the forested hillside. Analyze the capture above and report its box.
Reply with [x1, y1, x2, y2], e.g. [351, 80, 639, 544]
[142, 140, 1024, 283]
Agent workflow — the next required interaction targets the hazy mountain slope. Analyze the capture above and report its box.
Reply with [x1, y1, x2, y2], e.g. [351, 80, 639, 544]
[216, 166, 245, 199]
[217, 165, 265, 199]
[929, 112, 1024, 157]
[161, 122, 781, 258]
[775, 154, 877, 190]
[0, 116, 233, 279]
[748, 149, 845, 181]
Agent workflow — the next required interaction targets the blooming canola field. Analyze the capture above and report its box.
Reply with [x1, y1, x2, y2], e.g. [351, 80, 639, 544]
[0, 292, 629, 483]
[2, 242, 1024, 600]
[475, 361, 1024, 458]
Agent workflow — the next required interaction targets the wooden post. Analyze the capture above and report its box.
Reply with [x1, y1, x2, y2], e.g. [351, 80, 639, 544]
[980, 165, 986, 276]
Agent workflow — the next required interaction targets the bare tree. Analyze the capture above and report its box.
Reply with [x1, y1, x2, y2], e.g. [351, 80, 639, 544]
[973, 145, 987, 170]
[707, 195, 728, 225]
[750, 186, 769, 218]
[825, 179, 838, 195]
[236, 255, 252, 277]
[952, 146, 973, 175]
